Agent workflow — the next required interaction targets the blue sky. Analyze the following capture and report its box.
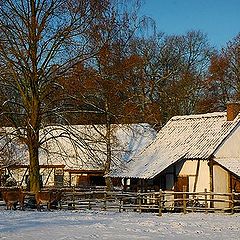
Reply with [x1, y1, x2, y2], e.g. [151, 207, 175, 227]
[141, 0, 240, 49]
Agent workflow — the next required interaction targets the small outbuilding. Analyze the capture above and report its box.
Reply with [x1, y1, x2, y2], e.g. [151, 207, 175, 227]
[0, 123, 156, 188]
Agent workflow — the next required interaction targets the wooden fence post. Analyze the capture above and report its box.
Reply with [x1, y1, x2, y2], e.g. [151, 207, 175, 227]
[158, 189, 163, 217]
[72, 186, 76, 210]
[183, 185, 187, 214]
[119, 198, 123, 213]
[204, 188, 208, 214]
[103, 191, 107, 211]
[231, 190, 235, 214]
[138, 190, 142, 213]
[88, 192, 91, 210]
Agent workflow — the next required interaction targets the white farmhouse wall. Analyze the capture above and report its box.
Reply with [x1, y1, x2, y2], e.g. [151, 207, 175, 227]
[213, 123, 239, 209]
[175, 159, 231, 208]
[214, 124, 240, 158]
[196, 161, 210, 192]
[10, 168, 68, 187]
[178, 160, 210, 192]
[213, 165, 229, 208]
[178, 160, 197, 176]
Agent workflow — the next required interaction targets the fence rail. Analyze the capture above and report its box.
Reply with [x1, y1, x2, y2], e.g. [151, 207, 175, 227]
[57, 188, 240, 215]
[1, 187, 240, 215]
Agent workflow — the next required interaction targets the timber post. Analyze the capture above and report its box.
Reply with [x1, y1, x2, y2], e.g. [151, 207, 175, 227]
[138, 190, 142, 213]
[209, 159, 214, 208]
[231, 190, 235, 214]
[88, 192, 91, 210]
[204, 188, 208, 214]
[72, 186, 76, 210]
[158, 189, 163, 217]
[183, 185, 187, 214]
[119, 198, 123, 213]
[103, 191, 107, 211]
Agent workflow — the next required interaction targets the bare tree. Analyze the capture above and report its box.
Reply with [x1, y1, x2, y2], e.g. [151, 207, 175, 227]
[0, 0, 142, 192]
[60, 0, 153, 189]
[130, 31, 213, 125]
[200, 33, 240, 112]
[223, 34, 240, 100]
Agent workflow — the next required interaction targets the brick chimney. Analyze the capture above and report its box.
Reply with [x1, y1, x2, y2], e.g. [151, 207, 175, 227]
[227, 102, 240, 121]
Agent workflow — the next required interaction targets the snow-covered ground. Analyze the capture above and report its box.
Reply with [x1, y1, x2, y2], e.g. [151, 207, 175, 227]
[0, 210, 239, 240]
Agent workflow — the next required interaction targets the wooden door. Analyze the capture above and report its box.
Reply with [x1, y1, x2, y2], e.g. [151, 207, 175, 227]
[174, 176, 189, 192]
[174, 176, 189, 208]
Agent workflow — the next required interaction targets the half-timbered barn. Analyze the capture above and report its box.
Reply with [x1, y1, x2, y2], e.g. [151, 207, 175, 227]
[0, 124, 156, 188]
[111, 103, 240, 207]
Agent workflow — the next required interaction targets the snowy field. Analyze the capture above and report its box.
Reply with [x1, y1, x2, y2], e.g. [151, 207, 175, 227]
[0, 210, 239, 240]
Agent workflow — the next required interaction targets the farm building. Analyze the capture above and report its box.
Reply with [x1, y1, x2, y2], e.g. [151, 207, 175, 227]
[0, 124, 156, 188]
[111, 103, 240, 207]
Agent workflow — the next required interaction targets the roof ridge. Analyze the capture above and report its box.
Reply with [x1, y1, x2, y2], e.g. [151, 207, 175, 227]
[171, 111, 226, 121]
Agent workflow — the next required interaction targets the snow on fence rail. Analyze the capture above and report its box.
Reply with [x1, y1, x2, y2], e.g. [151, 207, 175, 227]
[0, 187, 240, 215]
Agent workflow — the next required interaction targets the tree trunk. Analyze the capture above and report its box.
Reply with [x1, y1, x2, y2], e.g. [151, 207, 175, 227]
[27, 0, 41, 193]
[28, 131, 41, 193]
[104, 100, 112, 191]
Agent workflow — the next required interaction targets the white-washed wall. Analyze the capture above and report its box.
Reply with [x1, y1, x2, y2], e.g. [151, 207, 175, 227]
[196, 161, 210, 192]
[213, 165, 229, 208]
[214, 124, 240, 158]
[178, 160, 210, 192]
[10, 168, 65, 187]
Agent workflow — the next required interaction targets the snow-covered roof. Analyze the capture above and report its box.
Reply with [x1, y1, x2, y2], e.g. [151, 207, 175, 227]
[111, 112, 240, 179]
[39, 123, 156, 171]
[0, 124, 156, 171]
[215, 158, 240, 177]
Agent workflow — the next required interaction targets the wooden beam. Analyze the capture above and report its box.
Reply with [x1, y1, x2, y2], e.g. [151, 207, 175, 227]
[44, 168, 54, 186]
[20, 168, 29, 186]
[193, 160, 200, 192]
[7, 164, 65, 169]
[208, 159, 214, 208]
[65, 169, 104, 175]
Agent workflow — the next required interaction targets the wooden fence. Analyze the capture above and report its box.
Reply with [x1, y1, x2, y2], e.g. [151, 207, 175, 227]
[57, 188, 240, 215]
[1, 187, 240, 215]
